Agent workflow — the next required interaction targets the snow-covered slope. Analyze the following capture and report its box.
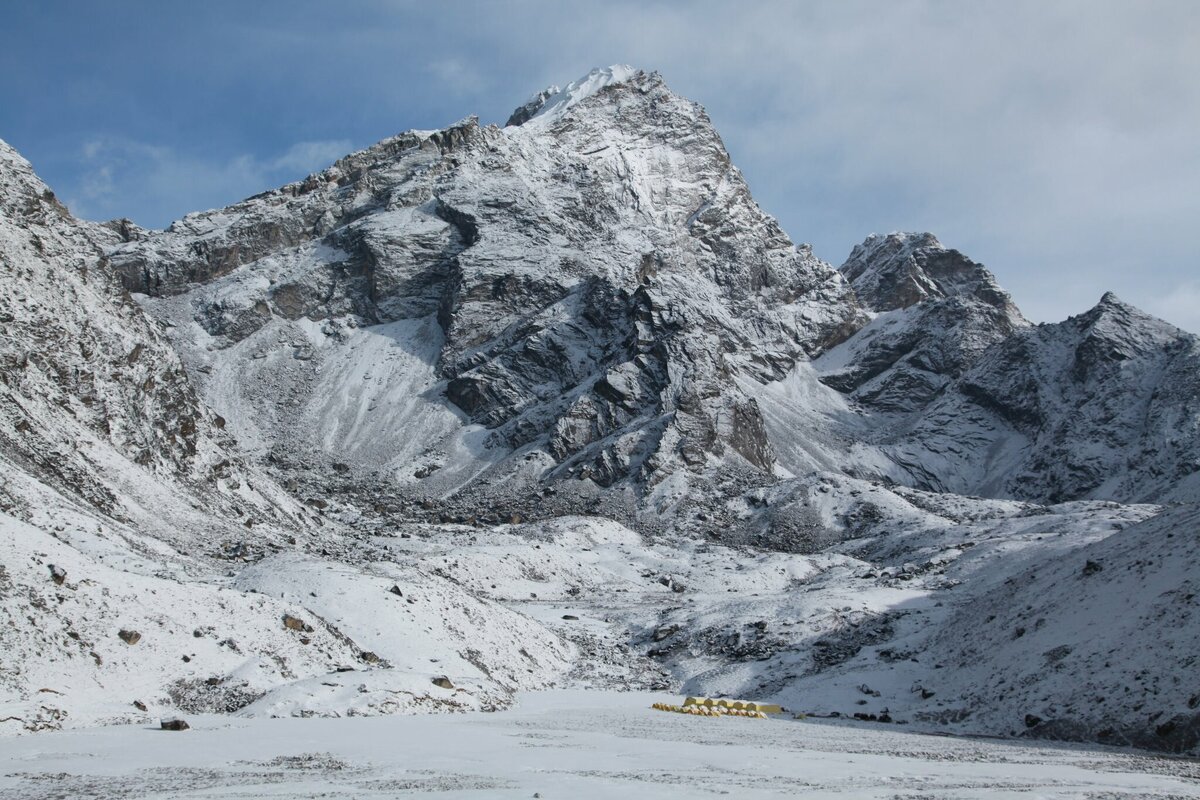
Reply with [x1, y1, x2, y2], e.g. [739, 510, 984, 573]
[0, 500, 576, 734]
[927, 503, 1200, 751]
[756, 495, 1200, 753]
[0, 138, 575, 734]
[0, 139, 305, 546]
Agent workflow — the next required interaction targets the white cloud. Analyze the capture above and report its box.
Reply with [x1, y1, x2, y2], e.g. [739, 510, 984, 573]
[268, 139, 354, 174]
[66, 137, 352, 227]
[424, 58, 488, 95]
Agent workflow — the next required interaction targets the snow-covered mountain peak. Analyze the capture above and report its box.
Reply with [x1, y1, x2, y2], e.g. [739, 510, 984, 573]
[506, 64, 644, 128]
[505, 86, 560, 126]
[841, 231, 1018, 315]
[0, 136, 28, 167]
[0, 136, 25, 169]
[1081, 290, 1154, 324]
[1067, 290, 1190, 358]
[101, 65, 860, 506]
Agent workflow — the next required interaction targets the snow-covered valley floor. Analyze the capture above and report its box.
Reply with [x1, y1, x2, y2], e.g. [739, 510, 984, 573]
[3, 690, 1198, 799]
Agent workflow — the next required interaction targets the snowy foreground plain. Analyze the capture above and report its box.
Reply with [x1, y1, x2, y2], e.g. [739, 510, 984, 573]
[3, 691, 1199, 799]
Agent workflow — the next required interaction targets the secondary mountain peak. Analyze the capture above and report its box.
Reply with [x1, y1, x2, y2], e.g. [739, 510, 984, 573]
[841, 231, 1017, 315]
[1067, 290, 1190, 365]
[0, 137, 73, 225]
[1080, 290, 1155, 324]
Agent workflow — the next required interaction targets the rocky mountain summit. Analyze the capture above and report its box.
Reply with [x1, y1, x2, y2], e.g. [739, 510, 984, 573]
[102, 67, 1198, 522]
[872, 290, 1200, 503]
[1, 67, 1197, 752]
[816, 232, 1029, 414]
[107, 66, 864, 526]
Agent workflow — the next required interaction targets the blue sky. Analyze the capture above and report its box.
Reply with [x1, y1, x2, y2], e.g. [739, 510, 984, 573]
[3, 0, 1198, 332]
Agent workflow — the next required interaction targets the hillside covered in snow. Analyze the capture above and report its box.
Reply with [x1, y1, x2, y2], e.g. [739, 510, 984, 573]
[1, 66, 1197, 755]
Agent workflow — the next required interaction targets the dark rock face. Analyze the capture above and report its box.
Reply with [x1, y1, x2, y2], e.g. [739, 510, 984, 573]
[505, 86, 559, 127]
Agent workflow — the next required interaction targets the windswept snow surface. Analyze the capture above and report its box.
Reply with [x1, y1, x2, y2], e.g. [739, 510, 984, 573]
[2, 691, 1199, 799]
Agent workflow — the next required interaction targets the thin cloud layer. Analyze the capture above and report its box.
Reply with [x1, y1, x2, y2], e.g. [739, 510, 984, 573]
[66, 137, 351, 224]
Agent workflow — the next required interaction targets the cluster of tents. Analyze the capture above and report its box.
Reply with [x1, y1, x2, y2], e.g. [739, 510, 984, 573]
[651, 696, 783, 719]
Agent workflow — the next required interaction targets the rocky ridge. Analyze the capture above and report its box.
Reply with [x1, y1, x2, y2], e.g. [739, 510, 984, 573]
[0, 140, 305, 548]
[875, 291, 1200, 502]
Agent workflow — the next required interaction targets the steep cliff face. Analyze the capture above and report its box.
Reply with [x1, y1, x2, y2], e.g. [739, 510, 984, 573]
[107, 68, 864, 513]
[0, 140, 303, 545]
